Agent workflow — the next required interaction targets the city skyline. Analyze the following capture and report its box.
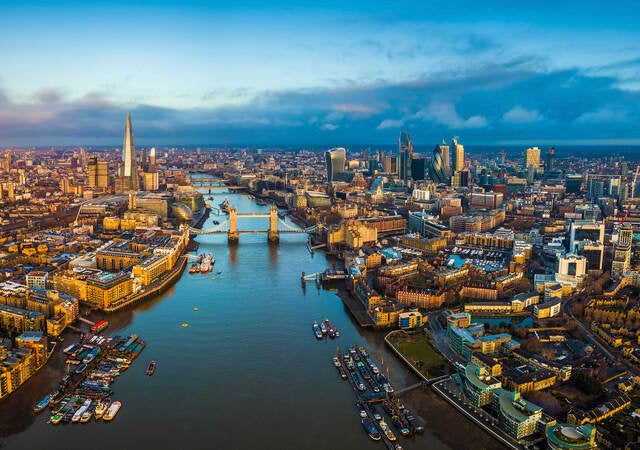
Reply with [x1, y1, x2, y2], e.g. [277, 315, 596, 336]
[1, 2, 639, 147]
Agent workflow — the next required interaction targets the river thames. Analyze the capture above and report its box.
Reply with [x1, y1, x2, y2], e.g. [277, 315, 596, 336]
[1, 190, 504, 450]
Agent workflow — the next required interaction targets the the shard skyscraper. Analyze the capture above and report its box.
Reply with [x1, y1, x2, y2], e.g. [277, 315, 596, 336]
[122, 112, 139, 191]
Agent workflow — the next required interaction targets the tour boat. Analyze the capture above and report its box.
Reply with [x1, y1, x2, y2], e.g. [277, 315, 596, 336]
[146, 360, 157, 376]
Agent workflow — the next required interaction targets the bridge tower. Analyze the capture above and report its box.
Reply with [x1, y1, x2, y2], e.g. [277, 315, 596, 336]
[268, 206, 280, 243]
[228, 206, 239, 242]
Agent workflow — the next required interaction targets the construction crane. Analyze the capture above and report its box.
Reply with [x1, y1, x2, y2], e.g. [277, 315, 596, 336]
[622, 164, 640, 224]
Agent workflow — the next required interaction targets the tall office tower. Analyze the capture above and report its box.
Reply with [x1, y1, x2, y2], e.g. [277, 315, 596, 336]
[524, 147, 541, 170]
[324, 147, 346, 185]
[3, 151, 11, 171]
[385, 156, 398, 174]
[140, 147, 148, 172]
[78, 147, 87, 167]
[608, 177, 621, 198]
[428, 143, 451, 184]
[97, 161, 109, 188]
[398, 132, 413, 184]
[451, 138, 464, 172]
[121, 112, 139, 191]
[87, 156, 98, 187]
[546, 147, 555, 171]
[582, 243, 604, 271]
[500, 149, 506, 165]
[587, 178, 604, 200]
[143, 172, 159, 191]
[612, 224, 633, 278]
[410, 157, 426, 181]
[149, 147, 156, 166]
[565, 174, 583, 194]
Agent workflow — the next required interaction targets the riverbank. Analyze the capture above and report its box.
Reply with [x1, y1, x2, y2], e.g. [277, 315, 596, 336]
[0, 338, 66, 439]
[402, 387, 508, 450]
[104, 254, 188, 312]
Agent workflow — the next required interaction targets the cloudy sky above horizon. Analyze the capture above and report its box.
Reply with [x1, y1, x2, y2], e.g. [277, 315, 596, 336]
[1, 1, 639, 146]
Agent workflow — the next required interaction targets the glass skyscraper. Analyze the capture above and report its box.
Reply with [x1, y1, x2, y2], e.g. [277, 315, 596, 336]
[324, 147, 346, 185]
[398, 132, 413, 185]
[122, 112, 139, 191]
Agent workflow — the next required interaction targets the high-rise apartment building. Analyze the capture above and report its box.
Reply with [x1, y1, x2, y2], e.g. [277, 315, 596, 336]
[612, 225, 633, 278]
[524, 147, 541, 170]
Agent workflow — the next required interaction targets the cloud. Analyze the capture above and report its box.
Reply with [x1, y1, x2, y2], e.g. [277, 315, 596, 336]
[332, 103, 379, 115]
[502, 106, 544, 123]
[1, 61, 640, 145]
[416, 101, 488, 129]
[574, 107, 627, 124]
[377, 118, 405, 130]
[30, 87, 66, 104]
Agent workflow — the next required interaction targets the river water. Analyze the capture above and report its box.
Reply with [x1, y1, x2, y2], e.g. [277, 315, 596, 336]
[2, 190, 494, 450]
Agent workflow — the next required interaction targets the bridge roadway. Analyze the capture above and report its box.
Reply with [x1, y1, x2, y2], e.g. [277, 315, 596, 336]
[189, 228, 305, 235]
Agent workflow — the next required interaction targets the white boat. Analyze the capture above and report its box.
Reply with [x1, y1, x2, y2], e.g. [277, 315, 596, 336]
[103, 401, 121, 421]
[80, 403, 94, 423]
[72, 399, 91, 423]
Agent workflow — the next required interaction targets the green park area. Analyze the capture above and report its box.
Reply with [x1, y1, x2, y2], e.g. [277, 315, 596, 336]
[390, 332, 453, 379]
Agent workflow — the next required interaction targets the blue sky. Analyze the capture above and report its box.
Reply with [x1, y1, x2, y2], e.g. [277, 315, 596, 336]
[0, 1, 639, 146]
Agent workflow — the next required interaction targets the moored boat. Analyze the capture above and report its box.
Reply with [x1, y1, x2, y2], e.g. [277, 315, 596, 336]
[219, 198, 231, 213]
[94, 398, 111, 419]
[103, 401, 121, 421]
[379, 420, 397, 441]
[80, 401, 96, 423]
[361, 418, 381, 441]
[312, 321, 323, 339]
[72, 399, 92, 423]
[33, 394, 53, 413]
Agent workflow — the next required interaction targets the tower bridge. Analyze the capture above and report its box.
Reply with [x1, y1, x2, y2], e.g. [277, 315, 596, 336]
[189, 205, 318, 242]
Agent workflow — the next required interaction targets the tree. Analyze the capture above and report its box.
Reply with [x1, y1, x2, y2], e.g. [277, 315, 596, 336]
[570, 370, 602, 396]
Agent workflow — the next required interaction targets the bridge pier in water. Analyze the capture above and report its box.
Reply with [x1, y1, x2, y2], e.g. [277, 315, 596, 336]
[268, 206, 279, 243]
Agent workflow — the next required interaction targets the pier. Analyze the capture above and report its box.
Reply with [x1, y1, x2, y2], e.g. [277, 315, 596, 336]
[333, 345, 424, 448]
[339, 289, 376, 327]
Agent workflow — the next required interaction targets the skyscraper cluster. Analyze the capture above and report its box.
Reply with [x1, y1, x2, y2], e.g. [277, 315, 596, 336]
[427, 137, 467, 185]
